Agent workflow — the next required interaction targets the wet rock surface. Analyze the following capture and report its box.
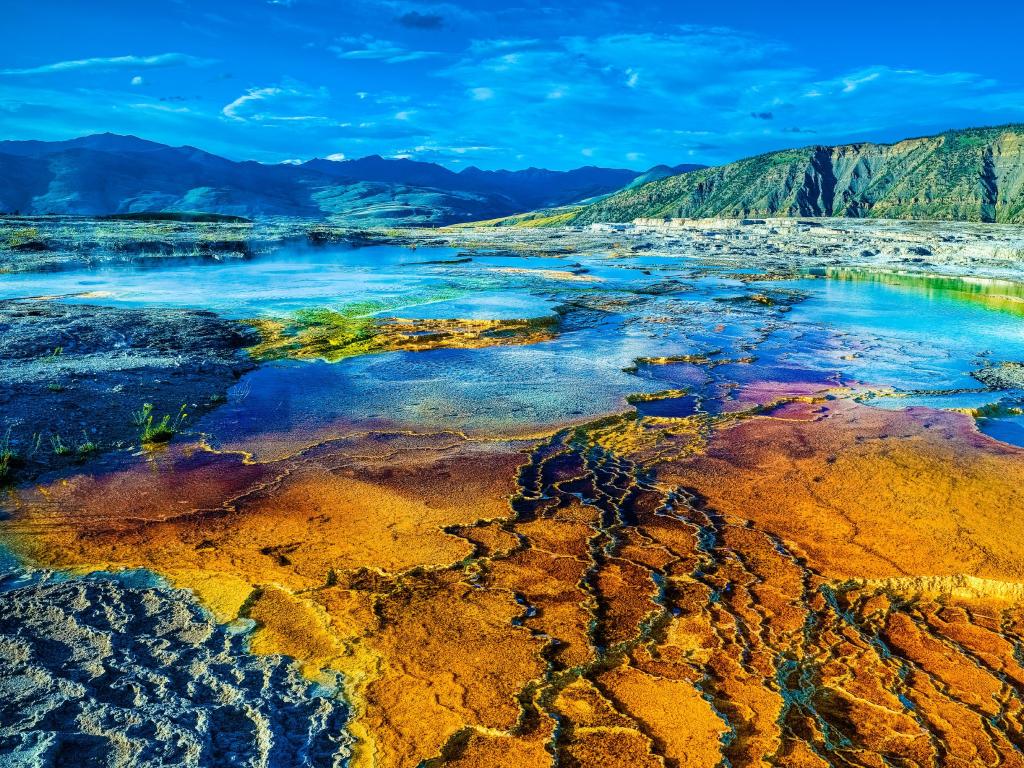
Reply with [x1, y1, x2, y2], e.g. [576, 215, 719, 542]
[0, 217, 399, 273]
[0, 572, 351, 767]
[0, 300, 255, 483]
[973, 361, 1024, 389]
[439, 217, 1024, 280]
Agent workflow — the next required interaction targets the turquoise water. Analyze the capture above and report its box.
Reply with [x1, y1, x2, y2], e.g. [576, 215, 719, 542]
[6, 243, 1024, 446]
[0, 244, 481, 318]
[779, 273, 1024, 391]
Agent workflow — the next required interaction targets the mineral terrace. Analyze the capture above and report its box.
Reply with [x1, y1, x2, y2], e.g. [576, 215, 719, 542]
[2, 216, 1024, 767]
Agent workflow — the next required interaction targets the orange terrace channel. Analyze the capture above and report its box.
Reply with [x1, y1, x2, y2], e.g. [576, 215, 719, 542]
[4, 380, 1024, 768]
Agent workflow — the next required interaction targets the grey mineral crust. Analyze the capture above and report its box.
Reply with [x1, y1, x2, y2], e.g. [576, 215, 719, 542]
[0, 300, 256, 483]
[0, 573, 351, 767]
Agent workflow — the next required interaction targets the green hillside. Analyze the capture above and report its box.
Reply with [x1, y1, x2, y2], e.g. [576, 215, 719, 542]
[572, 125, 1024, 225]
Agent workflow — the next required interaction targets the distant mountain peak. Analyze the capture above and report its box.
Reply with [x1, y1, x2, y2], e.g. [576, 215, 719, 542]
[0, 133, 653, 224]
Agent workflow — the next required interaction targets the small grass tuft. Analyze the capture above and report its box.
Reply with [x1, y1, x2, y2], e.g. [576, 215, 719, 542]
[133, 403, 188, 445]
[3, 226, 40, 248]
[50, 433, 72, 456]
[0, 429, 20, 482]
[76, 432, 99, 457]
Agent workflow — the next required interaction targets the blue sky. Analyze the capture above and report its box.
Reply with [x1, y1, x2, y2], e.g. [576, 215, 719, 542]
[2, 0, 1023, 170]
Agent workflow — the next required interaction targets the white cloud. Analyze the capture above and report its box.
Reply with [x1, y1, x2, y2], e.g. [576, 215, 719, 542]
[221, 83, 329, 123]
[131, 102, 190, 114]
[4, 25, 1020, 172]
[427, 27, 1024, 167]
[267, 115, 328, 122]
[330, 36, 436, 64]
[842, 71, 880, 93]
[803, 66, 991, 105]
[467, 38, 542, 56]
[325, 152, 346, 161]
[130, 76, 144, 86]
[222, 86, 283, 121]
[407, 143, 492, 154]
[1, 53, 213, 76]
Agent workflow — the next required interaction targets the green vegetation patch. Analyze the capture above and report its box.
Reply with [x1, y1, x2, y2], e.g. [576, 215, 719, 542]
[134, 403, 189, 445]
[246, 291, 560, 363]
[448, 206, 585, 229]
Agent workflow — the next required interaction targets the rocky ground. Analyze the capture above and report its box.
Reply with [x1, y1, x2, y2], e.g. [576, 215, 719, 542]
[8, 395, 1024, 767]
[436, 217, 1024, 280]
[0, 300, 256, 484]
[0, 216, 403, 273]
[0, 569, 351, 767]
[7, 215, 1023, 280]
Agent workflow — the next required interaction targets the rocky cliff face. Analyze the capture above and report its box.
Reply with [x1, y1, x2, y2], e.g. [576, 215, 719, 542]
[574, 125, 1024, 224]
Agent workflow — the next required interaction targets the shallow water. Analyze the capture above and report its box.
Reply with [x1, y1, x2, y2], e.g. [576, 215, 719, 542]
[0, 244, 474, 318]
[782, 270, 1024, 390]
[7, 243, 1024, 446]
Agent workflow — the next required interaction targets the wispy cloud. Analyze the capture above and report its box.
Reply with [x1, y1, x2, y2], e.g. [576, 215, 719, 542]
[222, 86, 284, 120]
[131, 102, 192, 114]
[842, 71, 880, 93]
[1, 53, 214, 76]
[2, 15, 1023, 171]
[390, 141, 499, 165]
[330, 35, 437, 64]
[427, 27, 1024, 166]
[221, 83, 329, 123]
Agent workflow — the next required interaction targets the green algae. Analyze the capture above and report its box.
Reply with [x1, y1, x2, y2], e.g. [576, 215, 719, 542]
[246, 291, 561, 363]
[807, 267, 1024, 317]
[245, 290, 462, 361]
[0, 429, 19, 483]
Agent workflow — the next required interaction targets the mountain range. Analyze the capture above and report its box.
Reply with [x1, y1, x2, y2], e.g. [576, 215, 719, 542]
[0, 133, 703, 225]
[571, 125, 1024, 225]
[4, 126, 1023, 227]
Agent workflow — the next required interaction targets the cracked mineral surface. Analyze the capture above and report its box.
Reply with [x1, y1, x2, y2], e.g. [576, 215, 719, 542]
[4, 219, 1024, 767]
